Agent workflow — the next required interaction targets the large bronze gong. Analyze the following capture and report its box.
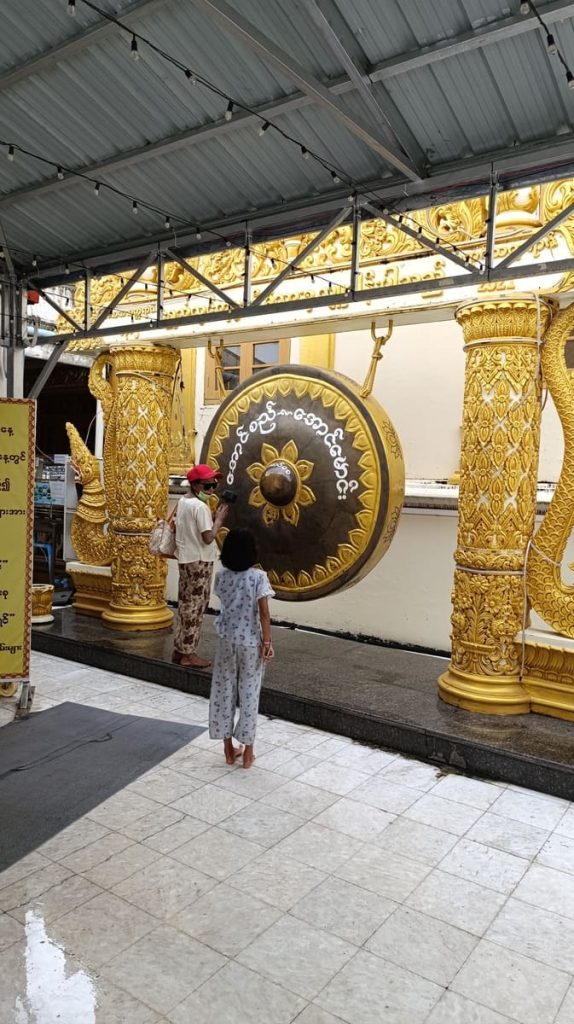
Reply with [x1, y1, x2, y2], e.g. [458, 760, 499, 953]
[201, 365, 405, 601]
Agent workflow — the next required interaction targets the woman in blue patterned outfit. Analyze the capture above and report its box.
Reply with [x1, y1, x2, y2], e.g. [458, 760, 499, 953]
[209, 528, 275, 769]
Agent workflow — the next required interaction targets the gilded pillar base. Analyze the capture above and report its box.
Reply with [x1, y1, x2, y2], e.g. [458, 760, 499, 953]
[522, 632, 574, 722]
[101, 603, 173, 631]
[438, 669, 529, 715]
[67, 562, 112, 618]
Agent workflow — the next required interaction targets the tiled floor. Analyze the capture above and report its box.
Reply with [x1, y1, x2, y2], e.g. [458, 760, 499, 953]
[1, 655, 574, 1023]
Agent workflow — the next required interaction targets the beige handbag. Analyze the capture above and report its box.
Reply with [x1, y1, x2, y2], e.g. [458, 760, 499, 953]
[149, 502, 178, 558]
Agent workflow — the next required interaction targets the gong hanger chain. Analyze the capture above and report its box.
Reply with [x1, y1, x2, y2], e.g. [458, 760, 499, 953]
[360, 320, 394, 398]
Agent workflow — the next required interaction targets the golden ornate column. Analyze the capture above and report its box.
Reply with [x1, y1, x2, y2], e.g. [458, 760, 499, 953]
[439, 297, 554, 714]
[89, 345, 180, 630]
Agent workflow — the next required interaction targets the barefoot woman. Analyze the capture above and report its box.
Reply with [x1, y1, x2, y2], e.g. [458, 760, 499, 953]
[172, 464, 227, 668]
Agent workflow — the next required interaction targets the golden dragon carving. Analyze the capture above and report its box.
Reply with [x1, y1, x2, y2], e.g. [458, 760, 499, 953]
[65, 422, 111, 566]
[527, 302, 574, 637]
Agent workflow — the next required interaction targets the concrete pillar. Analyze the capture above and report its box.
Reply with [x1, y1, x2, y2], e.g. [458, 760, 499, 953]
[439, 297, 554, 714]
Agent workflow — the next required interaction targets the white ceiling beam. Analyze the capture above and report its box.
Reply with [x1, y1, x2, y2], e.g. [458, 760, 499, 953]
[370, 0, 574, 81]
[190, 0, 421, 180]
[0, 0, 170, 94]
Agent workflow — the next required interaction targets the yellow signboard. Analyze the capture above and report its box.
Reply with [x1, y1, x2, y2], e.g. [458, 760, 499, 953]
[0, 399, 36, 684]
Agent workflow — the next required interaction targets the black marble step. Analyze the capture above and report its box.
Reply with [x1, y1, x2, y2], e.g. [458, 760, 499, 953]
[32, 607, 574, 800]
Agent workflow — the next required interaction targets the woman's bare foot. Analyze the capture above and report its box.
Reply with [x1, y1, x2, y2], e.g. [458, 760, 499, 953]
[242, 745, 256, 769]
[224, 738, 243, 765]
[180, 655, 211, 668]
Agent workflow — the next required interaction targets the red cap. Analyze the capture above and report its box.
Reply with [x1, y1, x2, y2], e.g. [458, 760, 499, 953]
[186, 463, 223, 483]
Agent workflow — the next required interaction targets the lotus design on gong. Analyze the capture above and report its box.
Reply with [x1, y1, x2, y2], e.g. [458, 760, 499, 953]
[247, 441, 315, 526]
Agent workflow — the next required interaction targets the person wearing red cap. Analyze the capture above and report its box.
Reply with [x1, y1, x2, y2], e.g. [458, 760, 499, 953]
[172, 464, 227, 667]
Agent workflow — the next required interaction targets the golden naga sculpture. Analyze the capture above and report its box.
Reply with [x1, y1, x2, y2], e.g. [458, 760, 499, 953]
[527, 302, 574, 637]
[65, 422, 111, 566]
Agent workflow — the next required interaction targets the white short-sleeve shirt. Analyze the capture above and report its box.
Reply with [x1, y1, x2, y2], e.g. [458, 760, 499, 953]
[175, 496, 217, 564]
[213, 567, 275, 646]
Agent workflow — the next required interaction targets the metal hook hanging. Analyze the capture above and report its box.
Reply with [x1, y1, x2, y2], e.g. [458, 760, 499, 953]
[360, 319, 394, 397]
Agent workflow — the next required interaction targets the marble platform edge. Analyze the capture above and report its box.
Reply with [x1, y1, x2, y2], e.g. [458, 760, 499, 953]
[31, 625, 574, 801]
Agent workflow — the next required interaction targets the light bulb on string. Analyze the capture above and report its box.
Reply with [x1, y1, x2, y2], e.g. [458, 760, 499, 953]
[164, 216, 171, 230]
[132, 200, 138, 215]
[547, 34, 557, 55]
[184, 69, 197, 84]
[224, 101, 234, 121]
[7, 145, 14, 162]
[301, 146, 310, 160]
[330, 170, 341, 183]
[31, 256, 38, 268]
[567, 70, 574, 89]
[520, 1, 530, 13]
[258, 121, 270, 136]
[64, 263, 70, 275]
[67, 0, 76, 14]
[57, 166, 64, 180]
[94, 182, 100, 197]
[130, 35, 139, 61]
[195, 227, 202, 240]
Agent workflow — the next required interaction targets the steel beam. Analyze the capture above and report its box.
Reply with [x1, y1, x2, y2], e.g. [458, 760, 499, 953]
[485, 175, 499, 277]
[91, 251, 156, 330]
[191, 0, 420, 180]
[350, 199, 361, 297]
[165, 249, 239, 309]
[251, 205, 351, 307]
[28, 140, 574, 285]
[304, 0, 422, 171]
[370, 0, 574, 81]
[34, 286, 83, 333]
[0, 0, 170, 94]
[496, 200, 574, 271]
[50, 255, 574, 346]
[27, 340, 70, 400]
[362, 201, 477, 273]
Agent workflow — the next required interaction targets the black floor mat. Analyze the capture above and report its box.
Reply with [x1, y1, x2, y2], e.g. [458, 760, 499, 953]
[0, 701, 203, 871]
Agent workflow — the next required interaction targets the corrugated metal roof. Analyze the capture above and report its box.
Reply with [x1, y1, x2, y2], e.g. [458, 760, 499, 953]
[0, 0, 572, 277]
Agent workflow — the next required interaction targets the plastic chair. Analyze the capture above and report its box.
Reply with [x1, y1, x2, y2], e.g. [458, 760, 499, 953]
[34, 541, 54, 583]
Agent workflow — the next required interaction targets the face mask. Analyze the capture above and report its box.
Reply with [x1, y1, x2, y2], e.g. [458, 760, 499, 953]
[197, 490, 209, 503]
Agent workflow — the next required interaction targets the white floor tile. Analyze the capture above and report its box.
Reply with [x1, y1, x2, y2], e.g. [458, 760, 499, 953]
[290, 876, 396, 945]
[439, 837, 528, 894]
[261, 780, 338, 819]
[219, 801, 305, 847]
[537, 833, 574, 875]
[170, 826, 264, 880]
[170, 784, 252, 824]
[273, 822, 362, 873]
[237, 914, 356, 1000]
[49, 891, 157, 968]
[112, 854, 216, 918]
[556, 984, 574, 1023]
[316, 949, 442, 1024]
[350, 776, 420, 814]
[490, 789, 568, 832]
[425, 991, 514, 1023]
[335, 845, 431, 902]
[377, 758, 441, 792]
[403, 793, 483, 836]
[487, 897, 574, 973]
[451, 938, 571, 1024]
[226, 848, 326, 911]
[313, 797, 395, 842]
[431, 774, 502, 811]
[376, 816, 458, 866]
[513, 862, 574, 919]
[367, 905, 477, 986]
[172, 883, 282, 957]
[100, 924, 225, 1014]
[167, 960, 305, 1024]
[294, 761, 370, 796]
[406, 869, 506, 936]
[466, 811, 549, 860]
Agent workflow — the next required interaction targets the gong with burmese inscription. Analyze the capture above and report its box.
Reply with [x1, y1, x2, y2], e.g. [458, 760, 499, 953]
[201, 365, 405, 601]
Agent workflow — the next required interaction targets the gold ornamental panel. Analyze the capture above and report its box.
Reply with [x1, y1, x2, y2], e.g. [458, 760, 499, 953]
[201, 366, 405, 601]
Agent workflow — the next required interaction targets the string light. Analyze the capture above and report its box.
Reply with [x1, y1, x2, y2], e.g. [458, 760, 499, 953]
[67, 0, 76, 13]
[164, 216, 171, 230]
[520, 1, 530, 12]
[132, 200, 138, 215]
[225, 101, 234, 122]
[258, 121, 270, 136]
[94, 182, 100, 197]
[7, 145, 14, 161]
[130, 35, 139, 61]
[547, 34, 557, 55]
[31, 255, 38, 268]
[57, 166, 64, 180]
[184, 69, 197, 85]
[525, 0, 574, 91]
[64, 263, 70, 275]
[195, 227, 202, 240]
[330, 171, 341, 183]
[568, 70, 574, 90]
[300, 147, 310, 160]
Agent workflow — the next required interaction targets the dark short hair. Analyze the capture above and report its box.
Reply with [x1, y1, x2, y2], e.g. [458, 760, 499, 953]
[220, 528, 258, 572]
